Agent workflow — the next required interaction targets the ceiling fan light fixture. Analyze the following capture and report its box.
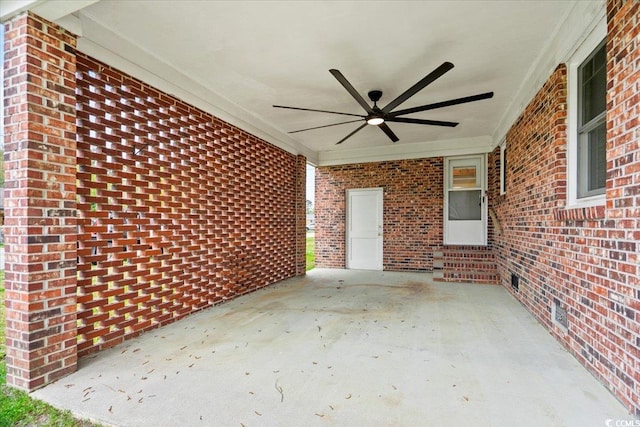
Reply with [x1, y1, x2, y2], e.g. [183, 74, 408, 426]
[367, 116, 385, 126]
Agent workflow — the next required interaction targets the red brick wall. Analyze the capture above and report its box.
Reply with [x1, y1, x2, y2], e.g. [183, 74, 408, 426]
[3, 10, 306, 391]
[74, 54, 306, 356]
[315, 159, 443, 270]
[488, 64, 568, 321]
[2, 13, 78, 390]
[488, 0, 639, 414]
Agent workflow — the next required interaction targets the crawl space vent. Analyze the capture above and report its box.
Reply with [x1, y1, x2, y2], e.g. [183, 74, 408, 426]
[552, 299, 568, 330]
[511, 273, 519, 291]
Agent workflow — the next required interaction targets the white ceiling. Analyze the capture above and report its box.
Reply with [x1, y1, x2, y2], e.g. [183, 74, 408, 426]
[3, 0, 605, 165]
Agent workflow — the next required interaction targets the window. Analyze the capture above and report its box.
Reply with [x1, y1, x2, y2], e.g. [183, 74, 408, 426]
[577, 40, 606, 198]
[567, 17, 606, 207]
[451, 165, 478, 189]
[500, 141, 507, 195]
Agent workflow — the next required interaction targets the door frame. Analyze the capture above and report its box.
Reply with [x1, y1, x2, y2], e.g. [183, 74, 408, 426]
[444, 154, 488, 246]
[346, 187, 383, 270]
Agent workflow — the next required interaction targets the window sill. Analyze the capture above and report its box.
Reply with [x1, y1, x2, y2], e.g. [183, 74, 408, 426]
[554, 203, 605, 221]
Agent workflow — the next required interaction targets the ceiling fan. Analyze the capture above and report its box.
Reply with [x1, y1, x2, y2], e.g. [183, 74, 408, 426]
[274, 62, 494, 145]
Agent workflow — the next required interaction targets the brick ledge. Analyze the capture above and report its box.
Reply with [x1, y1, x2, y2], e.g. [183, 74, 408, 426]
[554, 204, 605, 221]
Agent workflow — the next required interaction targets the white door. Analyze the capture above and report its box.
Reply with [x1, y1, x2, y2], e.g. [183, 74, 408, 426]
[444, 155, 487, 245]
[346, 188, 383, 270]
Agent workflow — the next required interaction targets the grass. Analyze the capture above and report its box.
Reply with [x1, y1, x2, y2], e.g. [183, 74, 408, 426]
[0, 269, 100, 426]
[306, 234, 315, 271]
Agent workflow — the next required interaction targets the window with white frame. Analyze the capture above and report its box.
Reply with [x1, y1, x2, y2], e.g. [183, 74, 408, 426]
[500, 141, 507, 195]
[567, 18, 607, 206]
[577, 40, 606, 198]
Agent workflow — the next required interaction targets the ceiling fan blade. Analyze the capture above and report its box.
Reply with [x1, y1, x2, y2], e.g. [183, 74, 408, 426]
[336, 123, 368, 145]
[378, 123, 399, 142]
[329, 69, 374, 113]
[273, 105, 364, 118]
[386, 117, 458, 127]
[388, 92, 494, 117]
[289, 119, 365, 134]
[382, 62, 454, 113]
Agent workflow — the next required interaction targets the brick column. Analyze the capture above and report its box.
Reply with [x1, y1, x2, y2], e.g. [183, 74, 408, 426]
[3, 13, 78, 390]
[295, 155, 307, 275]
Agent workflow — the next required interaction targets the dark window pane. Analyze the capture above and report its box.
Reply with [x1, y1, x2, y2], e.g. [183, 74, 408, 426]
[588, 122, 607, 192]
[580, 43, 606, 125]
[501, 148, 507, 193]
[594, 43, 606, 70]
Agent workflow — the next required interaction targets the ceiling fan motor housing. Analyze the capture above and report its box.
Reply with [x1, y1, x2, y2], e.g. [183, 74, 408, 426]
[368, 90, 383, 103]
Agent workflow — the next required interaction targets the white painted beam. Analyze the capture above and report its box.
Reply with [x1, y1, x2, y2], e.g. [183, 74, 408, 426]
[31, 0, 99, 21]
[317, 136, 493, 166]
[54, 13, 83, 36]
[0, 0, 42, 21]
[1, 0, 97, 34]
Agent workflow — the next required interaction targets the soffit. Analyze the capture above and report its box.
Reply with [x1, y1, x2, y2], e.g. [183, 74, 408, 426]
[5, 0, 602, 164]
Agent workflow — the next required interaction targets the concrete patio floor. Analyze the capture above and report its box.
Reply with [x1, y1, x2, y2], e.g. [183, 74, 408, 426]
[34, 269, 630, 426]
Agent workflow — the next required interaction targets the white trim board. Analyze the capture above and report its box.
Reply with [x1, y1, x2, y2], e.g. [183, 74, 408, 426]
[318, 136, 493, 166]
